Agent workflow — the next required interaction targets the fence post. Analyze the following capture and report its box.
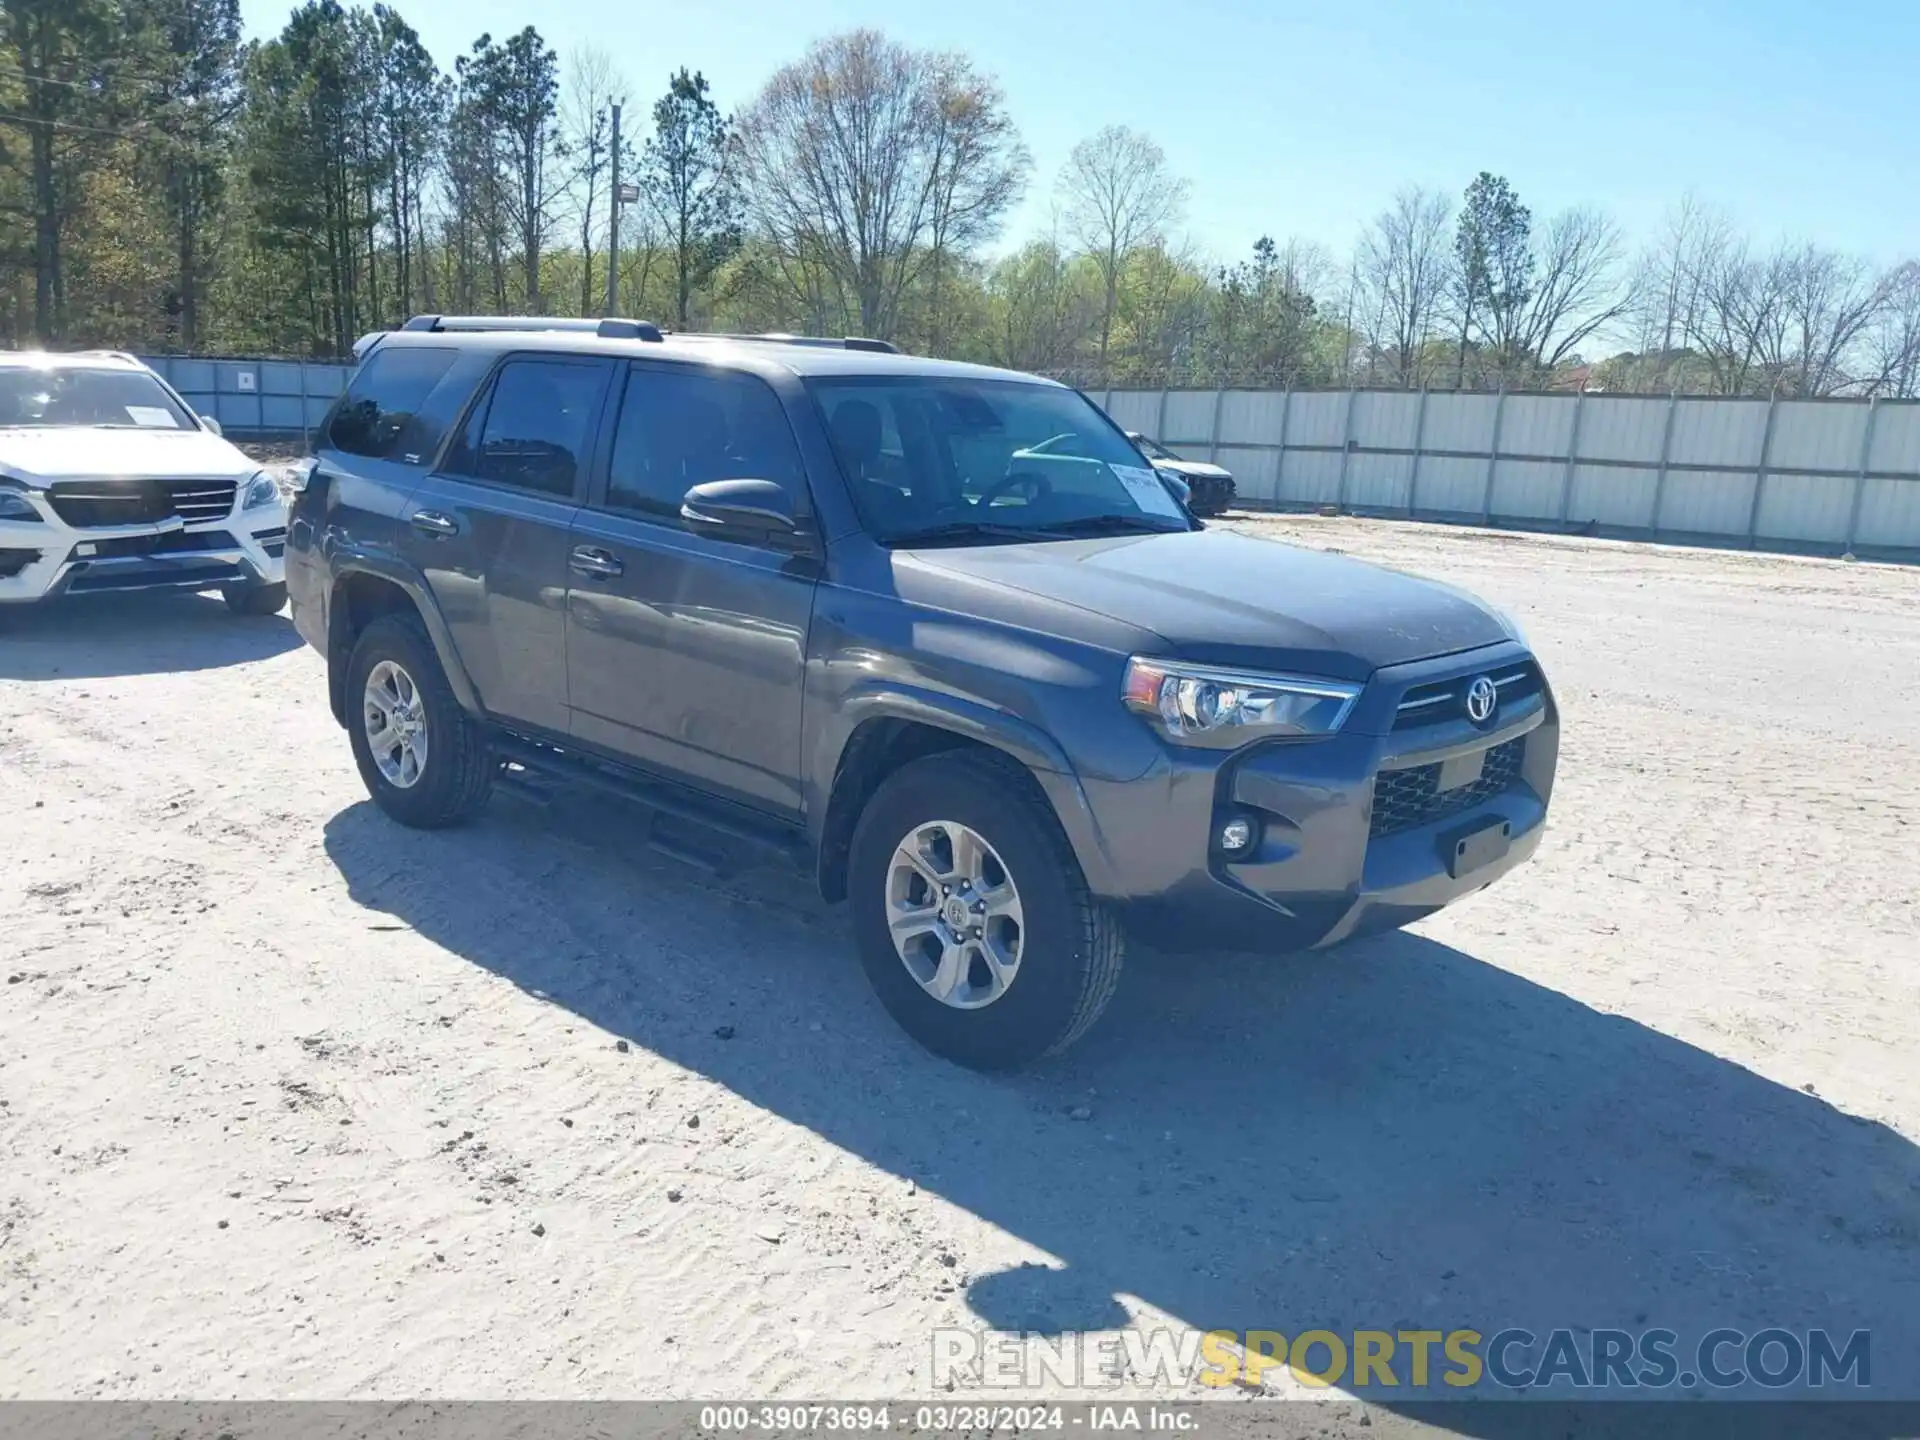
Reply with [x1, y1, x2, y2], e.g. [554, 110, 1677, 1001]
[1844, 395, 1880, 555]
[1335, 388, 1357, 509]
[1557, 388, 1586, 525]
[1480, 386, 1507, 525]
[1744, 389, 1781, 545]
[1408, 386, 1429, 517]
[1649, 392, 1680, 534]
[1274, 387, 1293, 505]
[1207, 386, 1226, 465]
[1155, 385, 1171, 442]
[298, 359, 310, 449]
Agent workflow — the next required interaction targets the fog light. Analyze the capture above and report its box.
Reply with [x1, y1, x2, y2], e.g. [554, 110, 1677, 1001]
[1217, 816, 1256, 854]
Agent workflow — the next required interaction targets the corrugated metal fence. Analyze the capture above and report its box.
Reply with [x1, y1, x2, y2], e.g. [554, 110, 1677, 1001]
[1098, 386, 1920, 559]
[139, 355, 347, 440]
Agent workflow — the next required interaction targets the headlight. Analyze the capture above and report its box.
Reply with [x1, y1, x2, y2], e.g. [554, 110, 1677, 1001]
[241, 472, 284, 511]
[1122, 657, 1361, 743]
[0, 485, 42, 522]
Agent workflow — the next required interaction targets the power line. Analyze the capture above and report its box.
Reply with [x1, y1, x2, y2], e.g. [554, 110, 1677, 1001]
[0, 111, 153, 140]
[0, 67, 114, 93]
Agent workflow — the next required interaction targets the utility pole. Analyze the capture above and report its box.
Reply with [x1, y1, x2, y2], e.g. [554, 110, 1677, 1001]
[605, 101, 622, 316]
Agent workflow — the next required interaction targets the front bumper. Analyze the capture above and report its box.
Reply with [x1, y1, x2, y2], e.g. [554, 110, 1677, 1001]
[1082, 641, 1558, 954]
[0, 506, 286, 605]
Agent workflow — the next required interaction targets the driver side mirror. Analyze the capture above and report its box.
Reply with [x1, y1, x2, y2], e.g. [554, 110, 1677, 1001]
[681, 478, 806, 547]
[200, 414, 223, 436]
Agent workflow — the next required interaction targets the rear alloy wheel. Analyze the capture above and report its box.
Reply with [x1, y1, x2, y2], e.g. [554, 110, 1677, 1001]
[345, 613, 494, 829]
[849, 749, 1124, 1070]
[363, 659, 430, 790]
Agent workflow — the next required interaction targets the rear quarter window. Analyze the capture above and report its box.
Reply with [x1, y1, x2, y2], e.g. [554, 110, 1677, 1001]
[327, 346, 461, 464]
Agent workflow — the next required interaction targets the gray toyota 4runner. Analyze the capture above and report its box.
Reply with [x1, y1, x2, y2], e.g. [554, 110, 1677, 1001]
[287, 316, 1559, 1070]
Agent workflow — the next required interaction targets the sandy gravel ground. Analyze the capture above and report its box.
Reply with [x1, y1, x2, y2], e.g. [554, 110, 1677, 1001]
[1, 517, 1916, 1416]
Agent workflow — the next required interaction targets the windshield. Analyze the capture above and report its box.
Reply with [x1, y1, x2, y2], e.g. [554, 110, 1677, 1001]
[1132, 434, 1178, 461]
[810, 376, 1191, 544]
[0, 366, 196, 430]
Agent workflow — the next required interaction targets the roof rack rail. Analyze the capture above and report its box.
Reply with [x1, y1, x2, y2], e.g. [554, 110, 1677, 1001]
[684, 331, 901, 355]
[398, 314, 665, 343]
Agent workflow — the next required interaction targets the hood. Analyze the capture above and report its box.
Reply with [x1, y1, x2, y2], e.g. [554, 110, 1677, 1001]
[0, 427, 257, 487]
[1153, 459, 1232, 480]
[905, 528, 1511, 680]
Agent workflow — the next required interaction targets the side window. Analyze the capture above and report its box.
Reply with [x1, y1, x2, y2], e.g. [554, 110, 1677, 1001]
[443, 358, 608, 498]
[326, 347, 459, 463]
[604, 365, 806, 527]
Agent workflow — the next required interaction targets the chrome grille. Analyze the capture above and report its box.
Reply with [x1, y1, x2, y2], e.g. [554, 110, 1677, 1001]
[47, 479, 239, 529]
[1370, 738, 1526, 839]
[1394, 662, 1542, 730]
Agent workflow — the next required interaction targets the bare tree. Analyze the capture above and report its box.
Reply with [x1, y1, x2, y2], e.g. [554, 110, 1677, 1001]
[1509, 207, 1630, 376]
[1355, 186, 1452, 387]
[736, 30, 1024, 341]
[918, 52, 1028, 353]
[1773, 244, 1885, 396]
[1689, 239, 1887, 396]
[1629, 194, 1722, 357]
[1057, 124, 1187, 372]
[562, 45, 622, 316]
[1862, 262, 1920, 398]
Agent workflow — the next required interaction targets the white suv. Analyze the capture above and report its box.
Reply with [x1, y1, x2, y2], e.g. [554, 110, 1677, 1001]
[0, 350, 289, 615]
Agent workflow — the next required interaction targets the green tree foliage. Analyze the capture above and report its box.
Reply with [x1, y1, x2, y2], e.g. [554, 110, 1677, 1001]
[1452, 171, 1530, 384]
[638, 68, 738, 329]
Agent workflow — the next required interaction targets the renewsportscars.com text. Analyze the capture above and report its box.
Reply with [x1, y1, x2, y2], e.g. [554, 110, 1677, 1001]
[930, 1326, 1873, 1393]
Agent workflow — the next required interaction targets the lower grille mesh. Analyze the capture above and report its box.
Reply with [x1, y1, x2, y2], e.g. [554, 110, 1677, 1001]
[1371, 738, 1525, 838]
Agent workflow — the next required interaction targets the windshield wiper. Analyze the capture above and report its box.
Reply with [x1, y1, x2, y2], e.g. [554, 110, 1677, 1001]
[884, 520, 1068, 547]
[1021, 514, 1190, 536]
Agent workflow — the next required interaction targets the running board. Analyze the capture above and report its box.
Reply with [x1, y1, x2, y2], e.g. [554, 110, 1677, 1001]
[490, 734, 809, 874]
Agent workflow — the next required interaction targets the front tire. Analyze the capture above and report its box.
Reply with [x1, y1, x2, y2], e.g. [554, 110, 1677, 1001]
[345, 613, 494, 829]
[223, 581, 287, 615]
[848, 749, 1124, 1070]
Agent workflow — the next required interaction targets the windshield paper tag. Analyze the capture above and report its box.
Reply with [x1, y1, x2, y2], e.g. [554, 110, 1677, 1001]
[1111, 463, 1185, 519]
[124, 406, 178, 428]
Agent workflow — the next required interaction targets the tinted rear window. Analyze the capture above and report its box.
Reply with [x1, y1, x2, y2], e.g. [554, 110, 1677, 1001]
[443, 358, 609, 498]
[328, 346, 459, 463]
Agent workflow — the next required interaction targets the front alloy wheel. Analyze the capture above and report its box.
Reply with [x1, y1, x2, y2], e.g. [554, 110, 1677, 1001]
[847, 749, 1125, 1070]
[887, 820, 1025, 1009]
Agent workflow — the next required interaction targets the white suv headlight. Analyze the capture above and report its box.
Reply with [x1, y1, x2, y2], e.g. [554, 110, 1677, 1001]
[1122, 657, 1361, 743]
[240, 472, 284, 511]
[0, 485, 42, 522]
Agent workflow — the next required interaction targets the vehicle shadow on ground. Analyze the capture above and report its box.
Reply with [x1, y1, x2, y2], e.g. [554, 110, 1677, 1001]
[0, 593, 300, 680]
[322, 793, 1920, 1418]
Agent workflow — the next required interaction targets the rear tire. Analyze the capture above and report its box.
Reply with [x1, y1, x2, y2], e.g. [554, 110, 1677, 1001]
[847, 748, 1124, 1070]
[345, 613, 494, 829]
[223, 581, 287, 616]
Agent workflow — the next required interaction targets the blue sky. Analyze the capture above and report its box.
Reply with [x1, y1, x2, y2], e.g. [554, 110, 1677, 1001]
[241, 0, 1920, 267]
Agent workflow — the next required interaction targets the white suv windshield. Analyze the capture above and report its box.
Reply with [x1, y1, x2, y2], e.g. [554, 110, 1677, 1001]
[0, 367, 195, 430]
[809, 377, 1190, 544]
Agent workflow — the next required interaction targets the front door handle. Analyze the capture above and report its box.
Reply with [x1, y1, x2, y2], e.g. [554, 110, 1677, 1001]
[410, 510, 459, 538]
[569, 545, 624, 579]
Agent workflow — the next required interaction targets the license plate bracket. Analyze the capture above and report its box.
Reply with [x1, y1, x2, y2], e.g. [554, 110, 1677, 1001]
[1436, 747, 1486, 792]
[1444, 818, 1511, 877]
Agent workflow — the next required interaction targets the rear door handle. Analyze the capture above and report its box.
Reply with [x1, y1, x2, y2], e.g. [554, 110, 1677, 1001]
[569, 545, 624, 579]
[410, 510, 459, 538]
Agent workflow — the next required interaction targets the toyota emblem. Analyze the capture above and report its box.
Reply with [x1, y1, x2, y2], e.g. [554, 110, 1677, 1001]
[1464, 675, 1498, 725]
